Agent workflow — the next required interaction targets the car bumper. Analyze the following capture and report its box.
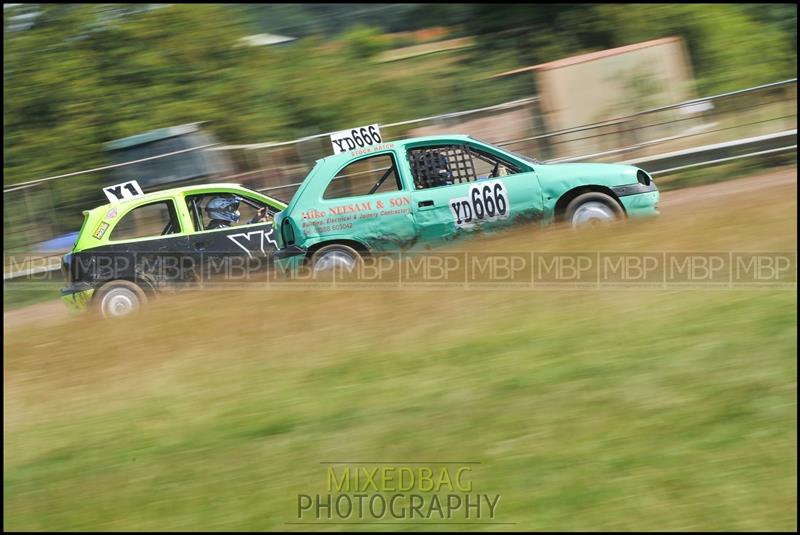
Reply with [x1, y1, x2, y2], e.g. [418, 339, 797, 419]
[612, 182, 660, 219]
[60, 283, 94, 313]
[619, 190, 660, 218]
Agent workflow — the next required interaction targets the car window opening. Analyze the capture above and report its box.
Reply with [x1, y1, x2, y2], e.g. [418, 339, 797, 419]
[185, 193, 274, 232]
[407, 144, 522, 190]
[323, 153, 401, 200]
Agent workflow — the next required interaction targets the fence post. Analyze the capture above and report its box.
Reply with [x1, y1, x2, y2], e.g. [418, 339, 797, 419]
[46, 180, 60, 239]
[531, 99, 552, 160]
[256, 147, 271, 189]
[22, 186, 36, 249]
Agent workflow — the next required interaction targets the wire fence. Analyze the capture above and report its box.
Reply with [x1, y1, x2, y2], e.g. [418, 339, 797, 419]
[3, 78, 797, 269]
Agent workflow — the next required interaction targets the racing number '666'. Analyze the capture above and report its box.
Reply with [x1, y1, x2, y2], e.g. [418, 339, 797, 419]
[449, 180, 509, 228]
[352, 126, 382, 146]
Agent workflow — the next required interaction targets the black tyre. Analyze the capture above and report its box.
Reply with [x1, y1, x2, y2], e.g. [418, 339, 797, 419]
[564, 192, 625, 228]
[310, 244, 363, 275]
[94, 280, 147, 319]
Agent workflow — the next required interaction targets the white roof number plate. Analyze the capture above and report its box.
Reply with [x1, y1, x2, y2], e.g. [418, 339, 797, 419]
[330, 124, 382, 154]
[103, 180, 144, 202]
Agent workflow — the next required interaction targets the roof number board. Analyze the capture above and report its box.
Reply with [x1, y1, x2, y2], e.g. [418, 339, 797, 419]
[103, 180, 144, 202]
[330, 124, 382, 154]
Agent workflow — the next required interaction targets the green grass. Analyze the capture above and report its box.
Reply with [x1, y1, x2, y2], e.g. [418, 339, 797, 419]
[3, 167, 797, 531]
[3, 289, 796, 531]
[3, 280, 63, 310]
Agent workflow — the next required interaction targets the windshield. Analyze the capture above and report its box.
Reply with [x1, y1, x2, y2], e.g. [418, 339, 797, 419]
[502, 147, 541, 165]
[469, 136, 541, 165]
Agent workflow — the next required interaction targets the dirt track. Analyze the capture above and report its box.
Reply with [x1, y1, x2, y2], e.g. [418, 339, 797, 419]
[4, 166, 796, 330]
[4, 299, 70, 330]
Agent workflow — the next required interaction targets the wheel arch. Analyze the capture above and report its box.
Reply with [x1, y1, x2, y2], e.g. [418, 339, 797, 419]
[554, 185, 626, 222]
[306, 238, 370, 258]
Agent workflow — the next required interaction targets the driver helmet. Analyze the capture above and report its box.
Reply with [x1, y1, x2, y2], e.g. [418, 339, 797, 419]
[416, 150, 453, 188]
[206, 195, 241, 224]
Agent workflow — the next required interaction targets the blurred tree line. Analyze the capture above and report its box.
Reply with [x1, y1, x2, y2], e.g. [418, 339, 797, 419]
[238, 4, 425, 36]
[4, 3, 796, 185]
[466, 4, 796, 95]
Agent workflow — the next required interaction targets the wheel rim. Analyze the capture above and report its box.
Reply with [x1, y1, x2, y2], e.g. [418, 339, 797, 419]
[571, 202, 617, 228]
[101, 288, 139, 318]
[313, 250, 357, 274]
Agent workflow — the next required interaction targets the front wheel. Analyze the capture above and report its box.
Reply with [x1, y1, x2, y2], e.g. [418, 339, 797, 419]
[564, 192, 625, 228]
[310, 244, 363, 276]
[94, 280, 147, 319]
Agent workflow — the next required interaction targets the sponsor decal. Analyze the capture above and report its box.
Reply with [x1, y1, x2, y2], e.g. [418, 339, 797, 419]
[92, 221, 110, 240]
[449, 180, 509, 228]
[350, 143, 394, 158]
[329, 201, 373, 215]
[226, 226, 278, 259]
[299, 196, 412, 234]
[105, 207, 118, 219]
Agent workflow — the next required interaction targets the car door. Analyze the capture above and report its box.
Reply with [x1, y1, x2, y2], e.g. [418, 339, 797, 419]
[182, 191, 280, 283]
[465, 141, 544, 224]
[403, 142, 544, 246]
[311, 151, 418, 252]
[98, 197, 196, 289]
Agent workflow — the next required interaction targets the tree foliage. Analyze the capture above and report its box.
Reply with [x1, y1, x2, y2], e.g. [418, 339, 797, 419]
[3, 3, 796, 186]
[465, 4, 797, 95]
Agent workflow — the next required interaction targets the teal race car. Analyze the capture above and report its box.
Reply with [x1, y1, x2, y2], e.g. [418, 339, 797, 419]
[273, 133, 659, 272]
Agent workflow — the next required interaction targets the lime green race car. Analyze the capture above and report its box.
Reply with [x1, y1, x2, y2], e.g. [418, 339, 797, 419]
[272, 133, 659, 272]
[61, 183, 286, 317]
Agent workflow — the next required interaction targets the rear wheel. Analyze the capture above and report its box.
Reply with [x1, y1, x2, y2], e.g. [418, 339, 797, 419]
[94, 280, 147, 319]
[310, 244, 363, 275]
[564, 192, 625, 228]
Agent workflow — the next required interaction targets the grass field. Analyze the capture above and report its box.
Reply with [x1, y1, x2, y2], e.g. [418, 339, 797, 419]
[3, 171, 797, 530]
